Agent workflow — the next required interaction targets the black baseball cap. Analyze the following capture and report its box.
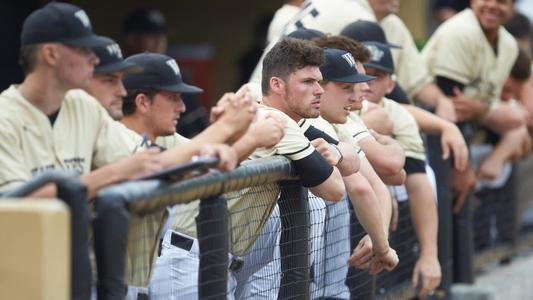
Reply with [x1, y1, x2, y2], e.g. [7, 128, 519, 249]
[286, 28, 325, 40]
[93, 39, 139, 73]
[363, 42, 395, 74]
[123, 8, 167, 34]
[21, 2, 110, 48]
[340, 20, 400, 48]
[320, 48, 375, 83]
[122, 52, 203, 94]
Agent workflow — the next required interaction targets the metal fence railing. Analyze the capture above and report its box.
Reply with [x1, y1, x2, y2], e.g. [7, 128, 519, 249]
[4, 150, 533, 300]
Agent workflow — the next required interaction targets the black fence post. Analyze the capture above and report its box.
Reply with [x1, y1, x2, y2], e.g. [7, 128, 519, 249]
[277, 181, 310, 300]
[427, 134, 453, 298]
[197, 195, 229, 300]
[453, 193, 475, 283]
[92, 191, 130, 300]
[56, 178, 92, 300]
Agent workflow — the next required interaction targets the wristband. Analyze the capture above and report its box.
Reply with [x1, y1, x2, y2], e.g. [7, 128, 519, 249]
[330, 143, 343, 165]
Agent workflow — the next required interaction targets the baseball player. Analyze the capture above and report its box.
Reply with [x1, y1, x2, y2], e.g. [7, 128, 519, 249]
[312, 35, 407, 184]
[301, 48, 400, 298]
[360, 42, 441, 299]
[233, 38, 363, 299]
[422, 0, 527, 209]
[0, 4, 169, 299]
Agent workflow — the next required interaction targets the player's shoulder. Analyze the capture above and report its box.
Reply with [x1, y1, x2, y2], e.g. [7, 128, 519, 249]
[0, 85, 23, 115]
[257, 104, 298, 128]
[155, 133, 190, 149]
[498, 27, 519, 53]
[435, 9, 480, 39]
[64, 89, 102, 108]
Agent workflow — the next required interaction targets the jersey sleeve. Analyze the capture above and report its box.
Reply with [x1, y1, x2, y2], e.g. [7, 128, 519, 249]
[425, 29, 476, 85]
[384, 100, 426, 161]
[92, 104, 143, 168]
[333, 123, 366, 159]
[346, 113, 373, 143]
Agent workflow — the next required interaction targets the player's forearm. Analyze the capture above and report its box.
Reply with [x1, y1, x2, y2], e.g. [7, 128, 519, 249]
[231, 133, 259, 162]
[309, 167, 345, 202]
[28, 183, 57, 198]
[401, 104, 449, 134]
[343, 172, 389, 253]
[361, 138, 405, 176]
[414, 83, 442, 107]
[336, 142, 360, 176]
[487, 126, 528, 162]
[80, 164, 128, 199]
[405, 174, 438, 257]
[361, 113, 394, 136]
[360, 158, 392, 232]
[380, 169, 406, 185]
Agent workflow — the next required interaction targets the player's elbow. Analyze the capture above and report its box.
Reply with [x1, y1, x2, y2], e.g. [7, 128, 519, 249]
[345, 176, 373, 199]
[311, 170, 345, 202]
[381, 169, 406, 185]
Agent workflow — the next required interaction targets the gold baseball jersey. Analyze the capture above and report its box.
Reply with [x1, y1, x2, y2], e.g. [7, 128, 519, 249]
[422, 9, 518, 106]
[360, 98, 426, 161]
[380, 14, 433, 98]
[0, 86, 141, 192]
[346, 111, 374, 143]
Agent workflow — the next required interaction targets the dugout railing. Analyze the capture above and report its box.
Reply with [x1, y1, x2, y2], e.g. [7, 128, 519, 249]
[3, 153, 533, 300]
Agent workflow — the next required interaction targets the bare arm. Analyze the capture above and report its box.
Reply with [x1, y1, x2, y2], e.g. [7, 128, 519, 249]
[231, 113, 285, 162]
[401, 104, 468, 171]
[359, 135, 405, 178]
[405, 173, 441, 299]
[343, 172, 389, 254]
[358, 158, 392, 231]
[415, 82, 457, 122]
[309, 167, 345, 202]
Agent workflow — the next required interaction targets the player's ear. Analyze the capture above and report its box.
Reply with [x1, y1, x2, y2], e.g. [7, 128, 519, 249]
[136, 93, 151, 113]
[386, 76, 396, 94]
[270, 76, 285, 94]
[41, 43, 58, 67]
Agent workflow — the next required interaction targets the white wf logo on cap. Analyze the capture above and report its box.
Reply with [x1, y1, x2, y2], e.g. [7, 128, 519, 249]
[74, 10, 91, 28]
[341, 53, 356, 67]
[166, 59, 181, 75]
[106, 44, 123, 59]
[366, 45, 384, 62]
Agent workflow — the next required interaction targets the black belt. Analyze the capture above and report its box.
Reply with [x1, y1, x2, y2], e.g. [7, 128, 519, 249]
[137, 292, 149, 300]
[171, 232, 194, 251]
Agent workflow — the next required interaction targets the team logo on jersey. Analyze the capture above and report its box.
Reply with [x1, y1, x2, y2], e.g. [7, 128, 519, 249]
[166, 59, 180, 75]
[341, 53, 356, 67]
[74, 10, 91, 29]
[366, 45, 384, 63]
[106, 43, 123, 59]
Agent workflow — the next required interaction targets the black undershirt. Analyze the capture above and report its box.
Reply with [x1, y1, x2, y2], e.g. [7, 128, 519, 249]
[48, 110, 60, 126]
